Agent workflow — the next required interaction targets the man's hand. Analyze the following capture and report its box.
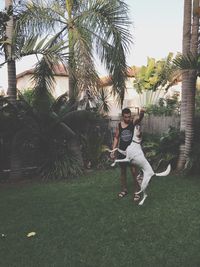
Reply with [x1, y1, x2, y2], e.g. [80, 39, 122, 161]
[110, 151, 116, 159]
[140, 107, 146, 113]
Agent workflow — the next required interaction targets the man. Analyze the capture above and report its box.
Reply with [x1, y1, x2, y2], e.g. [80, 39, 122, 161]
[110, 107, 145, 201]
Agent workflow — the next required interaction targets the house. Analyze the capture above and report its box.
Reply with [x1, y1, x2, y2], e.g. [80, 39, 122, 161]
[16, 65, 181, 118]
[16, 64, 69, 98]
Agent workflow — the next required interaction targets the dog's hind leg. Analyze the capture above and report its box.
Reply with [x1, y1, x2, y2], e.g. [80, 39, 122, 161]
[138, 191, 148, 206]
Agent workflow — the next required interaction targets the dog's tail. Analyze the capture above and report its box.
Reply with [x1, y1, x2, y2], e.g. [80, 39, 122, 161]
[155, 164, 171, 177]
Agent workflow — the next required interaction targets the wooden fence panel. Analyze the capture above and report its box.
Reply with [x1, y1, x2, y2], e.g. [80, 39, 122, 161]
[109, 115, 180, 136]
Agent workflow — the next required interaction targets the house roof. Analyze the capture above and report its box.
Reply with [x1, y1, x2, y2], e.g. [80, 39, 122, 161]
[16, 64, 138, 86]
[99, 66, 139, 86]
[16, 64, 68, 79]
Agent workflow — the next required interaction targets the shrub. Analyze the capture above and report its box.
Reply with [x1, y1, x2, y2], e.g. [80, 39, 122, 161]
[142, 126, 184, 171]
[145, 94, 180, 116]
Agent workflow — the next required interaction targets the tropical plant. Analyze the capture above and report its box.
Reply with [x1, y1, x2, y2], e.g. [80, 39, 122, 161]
[133, 53, 180, 107]
[145, 94, 180, 116]
[18, 0, 132, 106]
[0, 1, 68, 102]
[0, 53, 112, 180]
[142, 127, 184, 171]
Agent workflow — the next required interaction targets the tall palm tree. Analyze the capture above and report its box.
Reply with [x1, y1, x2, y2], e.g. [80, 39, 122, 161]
[18, 0, 132, 106]
[175, 0, 199, 170]
[1, 1, 68, 103]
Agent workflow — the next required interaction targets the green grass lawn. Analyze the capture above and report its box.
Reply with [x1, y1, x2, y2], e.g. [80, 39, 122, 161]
[0, 169, 200, 267]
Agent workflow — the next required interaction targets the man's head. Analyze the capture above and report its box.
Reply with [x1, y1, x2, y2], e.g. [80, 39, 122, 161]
[122, 108, 131, 123]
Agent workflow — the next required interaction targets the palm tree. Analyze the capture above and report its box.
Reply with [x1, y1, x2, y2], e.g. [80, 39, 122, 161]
[175, 0, 199, 170]
[18, 0, 132, 107]
[1, 1, 68, 103]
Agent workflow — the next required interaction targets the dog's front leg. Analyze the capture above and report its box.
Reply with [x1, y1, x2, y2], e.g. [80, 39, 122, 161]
[111, 158, 130, 167]
[117, 149, 126, 156]
[106, 148, 126, 156]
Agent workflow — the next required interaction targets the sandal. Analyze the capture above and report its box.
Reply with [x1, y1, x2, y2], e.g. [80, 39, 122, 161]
[118, 191, 128, 198]
[133, 193, 140, 202]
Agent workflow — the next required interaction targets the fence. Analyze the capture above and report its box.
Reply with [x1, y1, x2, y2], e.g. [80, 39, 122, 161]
[109, 115, 180, 136]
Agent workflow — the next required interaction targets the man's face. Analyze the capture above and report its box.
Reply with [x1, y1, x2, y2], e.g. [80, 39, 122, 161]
[122, 113, 131, 124]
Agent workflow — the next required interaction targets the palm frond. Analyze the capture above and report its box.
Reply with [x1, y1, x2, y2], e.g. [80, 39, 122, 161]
[14, 35, 68, 64]
[96, 87, 111, 114]
[0, 9, 10, 58]
[16, 0, 66, 37]
[77, 0, 132, 106]
[70, 24, 100, 95]
[31, 56, 55, 114]
[173, 52, 199, 71]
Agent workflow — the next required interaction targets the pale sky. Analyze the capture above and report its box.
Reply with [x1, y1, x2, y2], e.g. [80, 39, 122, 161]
[0, 0, 184, 90]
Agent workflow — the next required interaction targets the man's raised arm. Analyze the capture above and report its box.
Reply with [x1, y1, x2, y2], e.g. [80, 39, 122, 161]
[133, 108, 145, 125]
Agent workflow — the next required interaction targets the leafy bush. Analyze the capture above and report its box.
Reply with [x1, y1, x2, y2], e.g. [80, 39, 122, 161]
[80, 116, 112, 169]
[145, 94, 180, 116]
[142, 126, 184, 171]
[38, 140, 83, 180]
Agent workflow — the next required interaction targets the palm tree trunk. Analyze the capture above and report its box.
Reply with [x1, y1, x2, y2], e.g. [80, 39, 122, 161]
[184, 0, 199, 161]
[176, 0, 192, 170]
[176, 71, 190, 170]
[5, 0, 17, 102]
[185, 70, 196, 160]
[66, 1, 77, 105]
[68, 42, 77, 105]
[7, 60, 17, 101]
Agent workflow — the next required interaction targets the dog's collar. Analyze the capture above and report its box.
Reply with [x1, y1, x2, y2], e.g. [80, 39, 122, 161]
[132, 140, 141, 144]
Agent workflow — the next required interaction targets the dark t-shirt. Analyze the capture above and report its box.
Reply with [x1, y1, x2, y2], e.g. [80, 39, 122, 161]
[118, 121, 135, 159]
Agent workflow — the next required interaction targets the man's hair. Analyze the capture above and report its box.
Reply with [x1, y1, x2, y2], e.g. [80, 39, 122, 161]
[122, 108, 131, 116]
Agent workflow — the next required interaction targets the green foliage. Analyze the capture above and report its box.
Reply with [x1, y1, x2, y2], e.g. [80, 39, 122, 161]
[133, 54, 180, 106]
[20, 89, 35, 105]
[0, 92, 110, 180]
[145, 94, 180, 116]
[38, 141, 83, 180]
[0, 8, 10, 59]
[22, 85, 55, 114]
[173, 52, 200, 72]
[143, 126, 184, 170]
[80, 118, 112, 169]
[133, 54, 178, 93]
